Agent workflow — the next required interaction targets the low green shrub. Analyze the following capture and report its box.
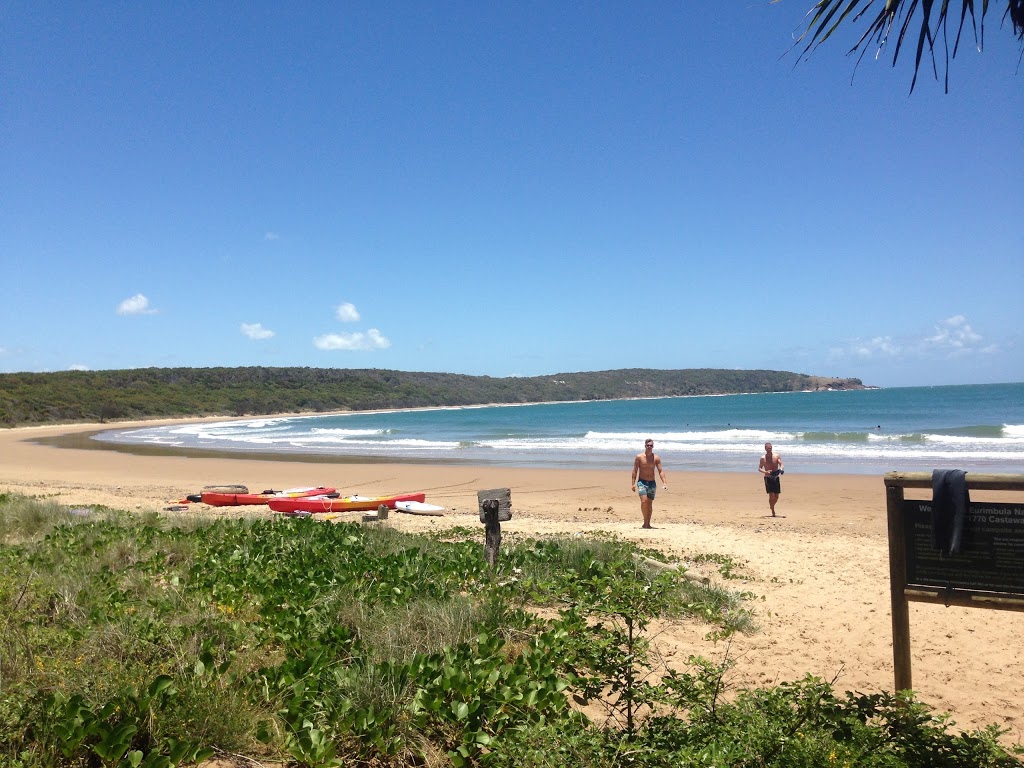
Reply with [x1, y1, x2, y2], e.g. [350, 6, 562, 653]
[0, 492, 1019, 768]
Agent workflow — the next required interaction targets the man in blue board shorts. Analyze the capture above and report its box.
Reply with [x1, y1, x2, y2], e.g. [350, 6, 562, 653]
[631, 438, 668, 529]
[758, 442, 784, 517]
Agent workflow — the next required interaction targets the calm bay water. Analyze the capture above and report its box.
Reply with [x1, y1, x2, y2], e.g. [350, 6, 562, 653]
[96, 383, 1024, 475]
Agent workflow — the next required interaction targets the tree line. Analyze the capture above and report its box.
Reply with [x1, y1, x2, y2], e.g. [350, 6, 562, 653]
[0, 366, 866, 427]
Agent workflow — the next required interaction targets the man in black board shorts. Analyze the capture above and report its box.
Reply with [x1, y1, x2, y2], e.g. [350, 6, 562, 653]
[758, 442, 784, 516]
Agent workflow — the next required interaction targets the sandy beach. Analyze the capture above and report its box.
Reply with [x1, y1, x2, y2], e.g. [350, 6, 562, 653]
[2, 418, 1022, 743]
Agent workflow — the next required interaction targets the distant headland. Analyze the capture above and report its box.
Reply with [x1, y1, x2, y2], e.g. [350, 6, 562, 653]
[0, 367, 872, 427]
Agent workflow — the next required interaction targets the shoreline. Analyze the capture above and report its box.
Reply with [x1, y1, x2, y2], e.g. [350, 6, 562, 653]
[33, 427, 487, 467]
[2, 418, 1023, 742]
[73, 412, 1024, 477]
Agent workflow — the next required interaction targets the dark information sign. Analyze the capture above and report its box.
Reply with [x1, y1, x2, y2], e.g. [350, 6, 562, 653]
[903, 500, 1024, 595]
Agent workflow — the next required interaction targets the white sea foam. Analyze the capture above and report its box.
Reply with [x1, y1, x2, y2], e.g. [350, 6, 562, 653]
[308, 428, 389, 437]
[924, 434, 1024, 446]
[102, 422, 1024, 465]
[290, 437, 458, 450]
[585, 429, 791, 443]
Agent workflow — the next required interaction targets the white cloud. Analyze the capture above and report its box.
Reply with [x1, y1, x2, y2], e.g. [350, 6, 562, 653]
[829, 314, 997, 362]
[265, 232, 280, 241]
[241, 322, 275, 340]
[117, 294, 157, 315]
[68, 364, 89, 371]
[853, 336, 900, 358]
[336, 302, 361, 323]
[828, 335, 900, 361]
[313, 328, 391, 351]
[921, 315, 988, 355]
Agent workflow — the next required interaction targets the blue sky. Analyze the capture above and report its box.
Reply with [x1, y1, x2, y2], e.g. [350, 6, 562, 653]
[2, 2, 1021, 388]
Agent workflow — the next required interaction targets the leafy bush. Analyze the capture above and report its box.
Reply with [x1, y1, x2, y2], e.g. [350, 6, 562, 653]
[0, 493, 1018, 768]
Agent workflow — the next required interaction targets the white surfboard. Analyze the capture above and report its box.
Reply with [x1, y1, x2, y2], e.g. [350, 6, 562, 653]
[395, 500, 446, 515]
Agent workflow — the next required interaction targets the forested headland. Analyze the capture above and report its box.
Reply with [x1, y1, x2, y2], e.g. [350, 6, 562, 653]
[0, 367, 867, 427]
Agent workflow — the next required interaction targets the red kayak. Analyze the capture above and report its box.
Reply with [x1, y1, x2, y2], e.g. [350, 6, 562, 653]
[268, 492, 426, 514]
[200, 486, 337, 507]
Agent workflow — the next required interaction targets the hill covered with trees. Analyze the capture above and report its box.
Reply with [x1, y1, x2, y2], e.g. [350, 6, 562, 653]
[0, 367, 867, 427]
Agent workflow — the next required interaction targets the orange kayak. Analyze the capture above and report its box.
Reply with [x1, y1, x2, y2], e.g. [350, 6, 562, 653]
[267, 492, 426, 514]
[200, 486, 337, 507]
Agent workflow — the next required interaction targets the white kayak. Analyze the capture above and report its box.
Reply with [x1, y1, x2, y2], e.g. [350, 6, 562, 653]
[395, 500, 446, 515]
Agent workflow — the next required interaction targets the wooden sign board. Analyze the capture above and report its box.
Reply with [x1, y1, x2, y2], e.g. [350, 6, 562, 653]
[885, 472, 1024, 693]
[903, 500, 1024, 596]
[478, 488, 512, 523]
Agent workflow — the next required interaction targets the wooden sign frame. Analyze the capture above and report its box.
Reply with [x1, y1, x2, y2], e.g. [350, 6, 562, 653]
[884, 472, 1024, 692]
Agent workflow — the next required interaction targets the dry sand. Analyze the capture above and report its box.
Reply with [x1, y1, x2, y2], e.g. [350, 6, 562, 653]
[2, 418, 1022, 742]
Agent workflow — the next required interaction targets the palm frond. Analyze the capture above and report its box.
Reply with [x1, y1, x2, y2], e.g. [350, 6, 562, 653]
[787, 0, 1022, 91]
[1009, 0, 1024, 36]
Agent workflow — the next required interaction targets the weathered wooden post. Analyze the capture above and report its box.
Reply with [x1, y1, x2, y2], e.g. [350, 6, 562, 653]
[885, 481, 912, 692]
[478, 488, 511, 569]
[482, 500, 500, 567]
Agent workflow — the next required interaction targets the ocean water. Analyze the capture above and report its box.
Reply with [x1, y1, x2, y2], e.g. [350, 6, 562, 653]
[94, 383, 1024, 475]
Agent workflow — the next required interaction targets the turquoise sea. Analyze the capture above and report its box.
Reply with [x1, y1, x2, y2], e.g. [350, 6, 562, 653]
[95, 383, 1024, 475]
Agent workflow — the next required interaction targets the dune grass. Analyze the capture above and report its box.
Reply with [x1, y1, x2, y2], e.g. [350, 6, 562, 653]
[0, 492, 1018, 768]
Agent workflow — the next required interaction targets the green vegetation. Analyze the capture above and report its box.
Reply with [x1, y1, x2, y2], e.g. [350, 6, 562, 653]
[1, 493, 1019, 767]
[0, 367, 865, 427]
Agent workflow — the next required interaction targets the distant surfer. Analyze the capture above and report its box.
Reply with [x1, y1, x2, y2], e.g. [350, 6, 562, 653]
[631, 439, 668, 529]
[759, 442, 784, 517]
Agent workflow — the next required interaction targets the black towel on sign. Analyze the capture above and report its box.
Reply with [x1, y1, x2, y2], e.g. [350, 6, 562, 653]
[931, 469, 969, 555]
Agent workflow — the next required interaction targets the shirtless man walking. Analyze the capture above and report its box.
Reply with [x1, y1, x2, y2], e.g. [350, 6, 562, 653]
[631, 438, 667, 529]
[758, 442, 784, 516]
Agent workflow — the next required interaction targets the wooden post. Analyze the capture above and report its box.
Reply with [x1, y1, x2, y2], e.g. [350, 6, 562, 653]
[377, 504, 389, 521]
[482, 499, 501, 568]
[886, 482, 913, 692]
[478, 488, 511, 570]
